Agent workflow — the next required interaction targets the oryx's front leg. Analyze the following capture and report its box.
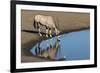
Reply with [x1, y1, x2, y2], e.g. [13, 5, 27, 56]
[55, 28, 60, 36]
[55, 28, 58, 35]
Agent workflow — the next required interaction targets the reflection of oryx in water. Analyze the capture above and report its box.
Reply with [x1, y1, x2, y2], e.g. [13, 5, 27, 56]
[33, 15, 60, 37]
[33, 15, 61, 56]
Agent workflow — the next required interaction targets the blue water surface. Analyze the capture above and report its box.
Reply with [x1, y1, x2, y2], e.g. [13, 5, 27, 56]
[31, 30, 90, 61]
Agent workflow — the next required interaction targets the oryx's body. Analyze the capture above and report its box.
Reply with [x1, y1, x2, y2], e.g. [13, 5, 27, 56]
[33, 14, 60, 36]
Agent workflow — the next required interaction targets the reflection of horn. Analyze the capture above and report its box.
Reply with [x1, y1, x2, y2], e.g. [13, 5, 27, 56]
[50, 39, 52, 48]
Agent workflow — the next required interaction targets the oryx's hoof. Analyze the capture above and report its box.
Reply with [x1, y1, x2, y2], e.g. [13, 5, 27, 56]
[39, 33, 42, 36]
[50, 35, 52, 37]
[46, 34, 48, 37]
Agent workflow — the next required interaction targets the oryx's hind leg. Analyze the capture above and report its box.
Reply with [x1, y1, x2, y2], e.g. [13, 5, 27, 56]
[54, 28, 60, 42]
[49, 28, 52, 38]
[37, 22, 42, 36]
[46, 26, 49, 37]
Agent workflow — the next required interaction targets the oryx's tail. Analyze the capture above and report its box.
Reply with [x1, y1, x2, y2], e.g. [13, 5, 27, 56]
[33, 17, 36, 28]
